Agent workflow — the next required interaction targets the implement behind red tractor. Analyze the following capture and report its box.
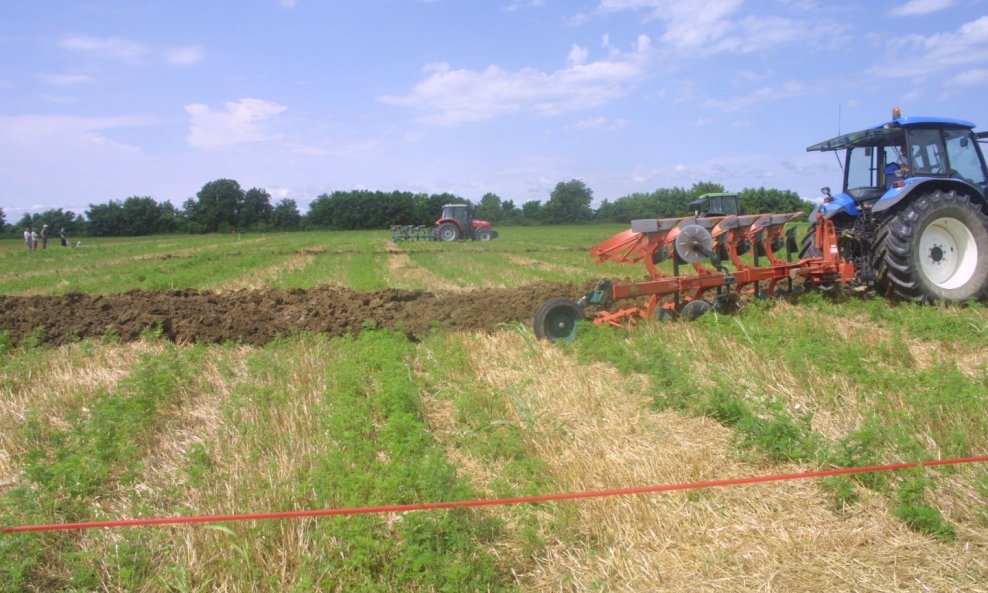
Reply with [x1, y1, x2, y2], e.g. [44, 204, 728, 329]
[534, 109, 988, 341]
[391, 203, 498, 242]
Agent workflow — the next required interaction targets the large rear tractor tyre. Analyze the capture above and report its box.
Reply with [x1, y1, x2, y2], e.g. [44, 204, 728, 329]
[438, 222, 461, 242]
[534, 298, 585, 342]
[876, 190, 988, 302]
[474, 228, 493, 242]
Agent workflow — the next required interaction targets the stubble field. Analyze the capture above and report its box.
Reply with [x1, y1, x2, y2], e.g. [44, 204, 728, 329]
[0, 226, 986, 592]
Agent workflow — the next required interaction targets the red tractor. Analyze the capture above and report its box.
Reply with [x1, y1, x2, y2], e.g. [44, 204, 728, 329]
[435, 203, 498, 241]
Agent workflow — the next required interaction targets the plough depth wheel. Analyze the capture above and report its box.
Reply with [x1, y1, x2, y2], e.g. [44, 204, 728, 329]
[679, 299, 712, 321]
[534, 298, 585, 342]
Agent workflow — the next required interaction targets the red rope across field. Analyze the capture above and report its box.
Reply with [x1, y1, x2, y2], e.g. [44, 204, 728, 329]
[3, 455, 986, 534]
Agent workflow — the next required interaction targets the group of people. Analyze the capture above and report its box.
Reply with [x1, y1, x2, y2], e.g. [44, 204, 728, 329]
[23, 225, 69, 250]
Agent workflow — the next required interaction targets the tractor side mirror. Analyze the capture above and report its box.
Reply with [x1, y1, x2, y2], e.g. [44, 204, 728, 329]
[821, 186, 831, 197]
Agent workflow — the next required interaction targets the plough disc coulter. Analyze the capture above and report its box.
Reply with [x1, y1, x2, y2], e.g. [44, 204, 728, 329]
[534, 212, 853, 341]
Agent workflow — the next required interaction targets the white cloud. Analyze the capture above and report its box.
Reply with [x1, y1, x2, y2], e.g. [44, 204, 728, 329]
[593, 0, 823, 54]
[889, 0, 954, 17]
[36, 72, 96, 85]
[280, 0, 296, 7]
[379, 39, 651, 125]
[163, 46, 204, 65]
[703, 81, 811, 111]
[503, 0, 544, 11]
[874, 16, 988, 79]
[185, 98, 287, 149]
[59, 35, 147, 63]
[568, 44, 589, 65]
[569, 116, 628, 130]
[949, 68, 988, 86]
[0, 114, 155, 147]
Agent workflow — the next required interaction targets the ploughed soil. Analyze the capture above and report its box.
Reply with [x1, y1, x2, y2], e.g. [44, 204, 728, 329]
[0, 282, 586, 346]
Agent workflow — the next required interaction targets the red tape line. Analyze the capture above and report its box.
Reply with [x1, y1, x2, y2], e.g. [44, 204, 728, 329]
[3, 455, 986, 534]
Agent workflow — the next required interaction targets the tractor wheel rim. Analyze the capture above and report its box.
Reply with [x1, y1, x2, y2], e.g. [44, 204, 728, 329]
[919, 217, 978, 289]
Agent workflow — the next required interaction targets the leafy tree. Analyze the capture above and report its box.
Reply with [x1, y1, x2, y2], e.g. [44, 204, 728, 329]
[541, 180, 593, 224]
[36, 208, 82, 236]
[240, 187, 274, 229]
[475, 192, 503, 222]
[15, 213, 36, 232]
[305, 190, 469, 230]
[158, 201, 183, 233]
[739, 187, 813, 214]
[521, 200, 542, 222]
[271, 198, 301, 230]
[595, 182, 728, 222]
[186, 178, 244, 232]
[85, 201, 126, 236]
[119, 197, 164, 235]
[0, 207, 5, 230]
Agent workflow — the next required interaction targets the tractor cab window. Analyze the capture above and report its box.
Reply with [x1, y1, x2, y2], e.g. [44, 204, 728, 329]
[944, 128, 987, 187]
[906, 129, 947, 176]
[706, 195, 739, 215]
[846, 146, 882, 199]
[442, 205, 469, 223]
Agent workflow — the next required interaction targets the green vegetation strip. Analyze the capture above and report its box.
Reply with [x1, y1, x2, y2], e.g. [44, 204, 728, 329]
[0, 343, 203, 592]
[562, 296, 988, 542]
[0, 331, 544, 592]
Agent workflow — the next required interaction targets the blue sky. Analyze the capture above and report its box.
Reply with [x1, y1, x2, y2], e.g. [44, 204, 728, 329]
[1, 0, 987, 218]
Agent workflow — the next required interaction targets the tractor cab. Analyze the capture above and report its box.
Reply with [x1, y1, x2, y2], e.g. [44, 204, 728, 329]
[440, 204, 472, 226]
[807, 109, 988, 215]
[689, 193, 741, 216]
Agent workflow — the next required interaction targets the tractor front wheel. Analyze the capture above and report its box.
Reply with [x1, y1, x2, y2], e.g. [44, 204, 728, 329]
[438, 222, 461, 242]
[876, 189, 988, 302]
[475, 228, 493, 241]
[534, 298, 585, 341]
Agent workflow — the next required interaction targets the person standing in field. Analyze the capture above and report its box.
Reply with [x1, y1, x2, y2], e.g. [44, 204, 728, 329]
[24, 227, 32, 251]
[60, 227, 68, 247]
[40, 224, 49, 249]
[30, 228, 39, 250]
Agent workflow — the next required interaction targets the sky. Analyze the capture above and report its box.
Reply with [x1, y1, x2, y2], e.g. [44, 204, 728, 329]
[2, 0, 988, 218]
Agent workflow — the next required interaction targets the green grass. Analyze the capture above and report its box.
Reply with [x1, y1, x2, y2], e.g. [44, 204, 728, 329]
[0, 343, 203, 591]
[0, 225, 634, 294]
[560, 295, 987, 542]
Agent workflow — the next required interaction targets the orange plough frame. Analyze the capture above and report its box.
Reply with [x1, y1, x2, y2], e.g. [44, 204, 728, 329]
[584, 212, 854, 325]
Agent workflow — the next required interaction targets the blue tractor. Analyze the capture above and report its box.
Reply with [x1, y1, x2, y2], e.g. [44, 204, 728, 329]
[803, 108, 988, 302]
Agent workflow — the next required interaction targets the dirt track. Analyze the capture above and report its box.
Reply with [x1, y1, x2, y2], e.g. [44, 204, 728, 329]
[0, 282, 584, 346]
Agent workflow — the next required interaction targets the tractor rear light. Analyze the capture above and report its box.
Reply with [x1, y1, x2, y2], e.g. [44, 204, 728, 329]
[892, 181, 905, 189]
[823, 196, 834, 203]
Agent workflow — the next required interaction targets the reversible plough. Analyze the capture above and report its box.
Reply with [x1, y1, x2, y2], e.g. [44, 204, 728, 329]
[533, 213, 853, 341]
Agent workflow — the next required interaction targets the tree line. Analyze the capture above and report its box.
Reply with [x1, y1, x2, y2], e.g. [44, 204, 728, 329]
[1, 178, 812, 238]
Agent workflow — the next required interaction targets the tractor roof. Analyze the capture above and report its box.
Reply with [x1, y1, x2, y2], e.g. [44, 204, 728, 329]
[806, 116, 976, 152]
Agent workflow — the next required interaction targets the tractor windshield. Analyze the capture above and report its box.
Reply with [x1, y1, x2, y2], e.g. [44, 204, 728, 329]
[844, 129, 908, 200]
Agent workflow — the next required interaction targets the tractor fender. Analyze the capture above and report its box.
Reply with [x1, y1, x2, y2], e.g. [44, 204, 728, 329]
[435, 217, 466, 230]
[807, 192, 860, 221]
[871, 177, 987, 214]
